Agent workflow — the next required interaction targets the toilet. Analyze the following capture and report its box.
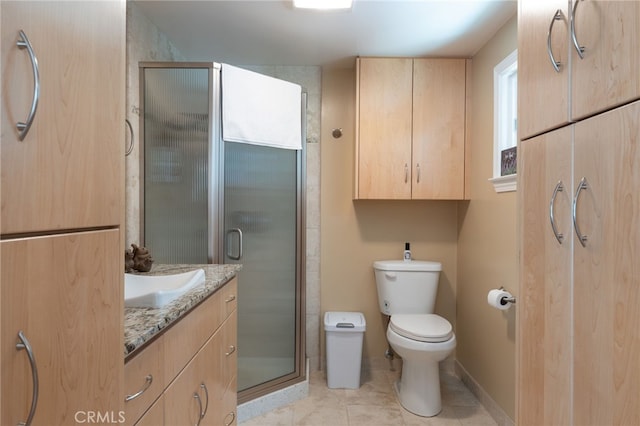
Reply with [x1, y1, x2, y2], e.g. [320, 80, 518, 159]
[373, 260, 456, 417]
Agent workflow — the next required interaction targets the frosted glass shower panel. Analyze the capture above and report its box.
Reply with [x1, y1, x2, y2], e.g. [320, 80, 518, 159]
[144, 67, 211, 263]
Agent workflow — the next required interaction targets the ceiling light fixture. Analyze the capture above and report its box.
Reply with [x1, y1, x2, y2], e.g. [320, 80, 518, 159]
[293, 0, 353, 10]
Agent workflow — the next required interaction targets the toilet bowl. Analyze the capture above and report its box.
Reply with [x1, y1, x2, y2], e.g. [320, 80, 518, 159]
[373, 260, 456, 417]
[386, 314, 456, 416]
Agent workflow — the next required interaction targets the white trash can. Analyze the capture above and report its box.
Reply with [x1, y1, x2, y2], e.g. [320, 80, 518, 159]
[324, 311, 366, 389]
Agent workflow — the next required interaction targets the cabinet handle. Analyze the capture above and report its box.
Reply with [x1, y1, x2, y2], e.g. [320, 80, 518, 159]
[404, 163, 408, 183]
[225, 345, 236, 356]
[547, 9, 564, 72]
[572, 177, 589, 247]
[124, 374, 153, 402]
[225, 295, 236, 303]
[125, 119, 135, 156]
[570, 0, 586, 59]
[416, 163, 421, 183]
[224, 411, 236, 426]
[193, 391, 203, 426]
[16, 30, 40, 141]
[200, 383, 209, 419]
[16, 331, 39, 426]
[549, 181, 565, 244]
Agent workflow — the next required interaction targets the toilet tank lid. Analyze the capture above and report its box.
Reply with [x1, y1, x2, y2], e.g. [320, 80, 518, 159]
[373, 260, 442, 272]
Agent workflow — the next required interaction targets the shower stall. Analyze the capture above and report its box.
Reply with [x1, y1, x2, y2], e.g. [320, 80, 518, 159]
[139, 62, 306, 403]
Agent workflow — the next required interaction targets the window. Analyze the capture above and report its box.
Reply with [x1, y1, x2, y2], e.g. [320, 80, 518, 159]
[490, 49, 517, 193]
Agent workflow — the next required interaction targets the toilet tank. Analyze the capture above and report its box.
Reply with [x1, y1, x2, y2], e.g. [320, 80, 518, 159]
[373, 260, 442, 315]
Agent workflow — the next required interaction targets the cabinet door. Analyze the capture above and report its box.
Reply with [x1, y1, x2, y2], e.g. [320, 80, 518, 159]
[1, 229, 123, 425]
[355, 57, 413, 199]
[571, 0, 640, 121]
[518, 0, 571, 139]
[0, 1, 125, 234]
[518, 126, 573, 426]
[164, 329, 224, 426]
[572, 101, 640, 426]
[412, 59, 466, 199]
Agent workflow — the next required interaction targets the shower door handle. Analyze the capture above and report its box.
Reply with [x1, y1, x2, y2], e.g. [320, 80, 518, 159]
[226, 228, 243, 260]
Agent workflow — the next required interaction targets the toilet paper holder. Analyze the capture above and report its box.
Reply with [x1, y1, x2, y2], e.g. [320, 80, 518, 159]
[498, 286, 516, 305]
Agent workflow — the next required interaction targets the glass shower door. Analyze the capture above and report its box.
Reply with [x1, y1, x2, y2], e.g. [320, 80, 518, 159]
[223, 142, 301, 395]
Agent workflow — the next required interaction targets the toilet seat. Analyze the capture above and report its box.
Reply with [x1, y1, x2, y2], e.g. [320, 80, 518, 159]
[389, 314, 453, 343]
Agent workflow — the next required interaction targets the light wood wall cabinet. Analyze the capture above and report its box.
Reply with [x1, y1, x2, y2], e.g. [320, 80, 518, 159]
[519, 101, 640, 426]
[124, 278, 238, 426]
[355, 57, 468, 200]
[518, 0, 640, 140]
[518, 1, 640, 423]
[0, 1, 125, 424]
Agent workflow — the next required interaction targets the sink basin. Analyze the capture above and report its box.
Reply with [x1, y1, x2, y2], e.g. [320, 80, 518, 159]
[125, 268, 206, 308]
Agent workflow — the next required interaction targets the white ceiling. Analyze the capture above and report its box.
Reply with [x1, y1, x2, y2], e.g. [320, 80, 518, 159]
[133, 0, 517, 66]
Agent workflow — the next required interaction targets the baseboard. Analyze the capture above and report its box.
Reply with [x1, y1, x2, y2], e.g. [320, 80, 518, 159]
[455, 360, 515, 426]
[236, 358, 310, 423]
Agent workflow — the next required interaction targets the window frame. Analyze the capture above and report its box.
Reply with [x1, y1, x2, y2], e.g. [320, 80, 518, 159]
[490, 49, 518, 193]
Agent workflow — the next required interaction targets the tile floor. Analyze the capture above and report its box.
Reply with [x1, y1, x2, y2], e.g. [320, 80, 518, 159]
[240, 364, 498, 426]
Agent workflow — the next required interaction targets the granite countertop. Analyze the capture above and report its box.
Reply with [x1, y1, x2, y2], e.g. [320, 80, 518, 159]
[124, 263, 242, 358]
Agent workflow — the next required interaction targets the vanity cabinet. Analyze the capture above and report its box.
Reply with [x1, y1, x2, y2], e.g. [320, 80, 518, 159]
[354, 57, 468, 200]
[124, 278, 238, 426]
[0, 0, 124, 234]
[518, 0, 640, 140]
[0, 0, 125, 424]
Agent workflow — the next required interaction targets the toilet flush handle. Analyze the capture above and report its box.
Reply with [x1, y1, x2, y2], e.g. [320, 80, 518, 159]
[384, 272, 397, 280]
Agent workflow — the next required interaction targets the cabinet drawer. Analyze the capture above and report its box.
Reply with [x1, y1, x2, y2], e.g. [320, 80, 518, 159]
[124, 335, 165, 426]
[163, 277, 237, 382]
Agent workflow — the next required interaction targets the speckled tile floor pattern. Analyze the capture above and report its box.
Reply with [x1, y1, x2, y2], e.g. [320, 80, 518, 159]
[239, 366, 497, 426]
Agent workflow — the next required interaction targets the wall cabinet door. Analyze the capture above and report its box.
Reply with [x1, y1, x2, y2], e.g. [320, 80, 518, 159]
[518, 102, 640, 425]
[1, 229, 123, 425]
[570, 0, 640, 121]
[518, 126, 573, 426]
[518, 0, 571, 140]
[572, 101, 640, 426]
[0, 1, 125, 234]
[355, 57, 413, 199]
[412, 59, 466, 199]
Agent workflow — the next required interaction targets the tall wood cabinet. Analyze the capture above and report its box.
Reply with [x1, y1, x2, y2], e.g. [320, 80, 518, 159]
[518, 0, 640, 140]
[355, 57, 469, 200]
[0, 1, 125, 424]
[518, 1, 640, 425]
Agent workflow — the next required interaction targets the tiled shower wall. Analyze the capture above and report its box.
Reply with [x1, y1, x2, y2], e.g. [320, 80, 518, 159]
[126, 2, 322, 373]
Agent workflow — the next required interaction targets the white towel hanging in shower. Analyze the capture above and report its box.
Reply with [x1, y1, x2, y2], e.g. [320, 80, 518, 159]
[221, 63, 302, 150]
